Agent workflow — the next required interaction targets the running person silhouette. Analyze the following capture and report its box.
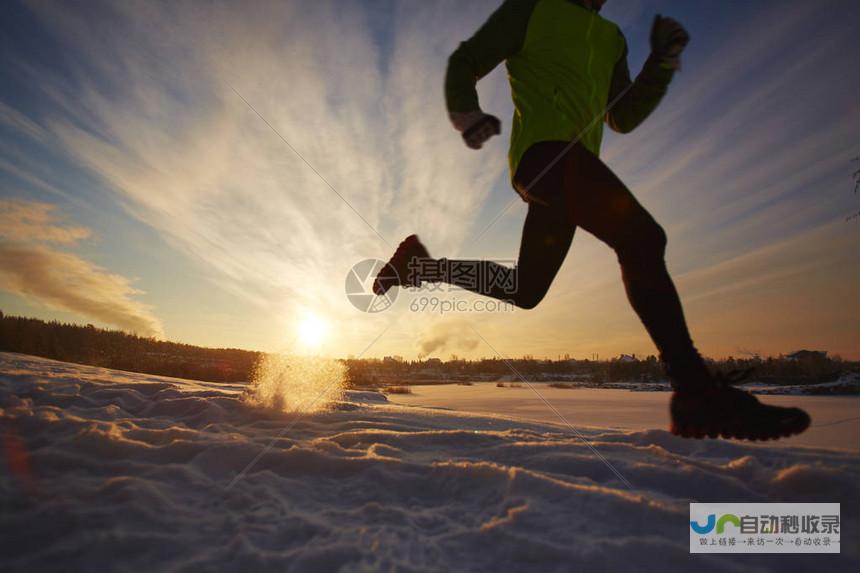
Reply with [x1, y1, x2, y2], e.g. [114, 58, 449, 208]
[373, 0, 810, 440]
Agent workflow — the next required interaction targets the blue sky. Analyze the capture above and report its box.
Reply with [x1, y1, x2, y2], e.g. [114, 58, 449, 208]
[1, 0, 858, 360]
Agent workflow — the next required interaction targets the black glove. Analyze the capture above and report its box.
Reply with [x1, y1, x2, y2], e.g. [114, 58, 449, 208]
[650, 14, 690, 70]
[449, 111, 501, 150]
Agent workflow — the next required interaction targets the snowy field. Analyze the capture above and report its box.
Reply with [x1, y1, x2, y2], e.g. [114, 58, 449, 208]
[388, 384, 860, 452]
[1, 352, 858, 572]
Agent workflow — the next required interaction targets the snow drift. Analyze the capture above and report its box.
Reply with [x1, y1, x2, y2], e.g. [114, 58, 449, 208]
[0, 352, 857, 572]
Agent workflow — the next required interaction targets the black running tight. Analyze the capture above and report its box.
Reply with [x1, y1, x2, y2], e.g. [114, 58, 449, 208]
[437, 141, 704, 379]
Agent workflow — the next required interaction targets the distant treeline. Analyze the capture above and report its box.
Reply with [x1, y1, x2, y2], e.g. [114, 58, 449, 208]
[0, 312, 260, 383]
[345, 352, 850, 386]
[0, 312, 853, 386]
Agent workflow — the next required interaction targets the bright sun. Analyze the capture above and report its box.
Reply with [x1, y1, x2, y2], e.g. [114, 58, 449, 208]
[296, 313, 328, 349]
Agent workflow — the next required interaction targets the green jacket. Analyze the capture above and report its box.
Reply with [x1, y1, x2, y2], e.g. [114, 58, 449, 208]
[445, 0, 675, 184]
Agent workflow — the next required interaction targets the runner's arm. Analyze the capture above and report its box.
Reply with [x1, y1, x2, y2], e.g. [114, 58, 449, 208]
[445, 0, 536, 113]
[605, 38, 675, 134]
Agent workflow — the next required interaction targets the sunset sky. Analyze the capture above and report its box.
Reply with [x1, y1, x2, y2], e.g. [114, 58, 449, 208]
[1, 0, 858, 361]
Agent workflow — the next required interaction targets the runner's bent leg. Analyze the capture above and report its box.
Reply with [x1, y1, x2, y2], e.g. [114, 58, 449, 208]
[438, 202, 573, 308]
[432, 142, 575, 308]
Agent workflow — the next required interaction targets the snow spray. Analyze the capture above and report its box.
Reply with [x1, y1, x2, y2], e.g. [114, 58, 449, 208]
[243, 353, 346, 413]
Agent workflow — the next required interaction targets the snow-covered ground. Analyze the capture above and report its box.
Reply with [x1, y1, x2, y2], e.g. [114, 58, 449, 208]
[1, 352, 857, 572]
[388, 384, 860, 451]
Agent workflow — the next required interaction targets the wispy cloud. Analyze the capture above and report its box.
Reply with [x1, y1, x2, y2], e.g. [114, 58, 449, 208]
[16, 0, 509, 349]
[0, 199, 90, 244]
[0, 199, 163, 337]
[0, 100, 47, 142]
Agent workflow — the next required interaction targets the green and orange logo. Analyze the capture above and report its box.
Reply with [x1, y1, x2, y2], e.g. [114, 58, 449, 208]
[690, 514, 740, 535]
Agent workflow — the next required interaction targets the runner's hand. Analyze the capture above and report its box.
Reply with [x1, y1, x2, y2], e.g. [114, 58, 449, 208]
[650, 15, 689, 70]
[449, 111, 501, 149]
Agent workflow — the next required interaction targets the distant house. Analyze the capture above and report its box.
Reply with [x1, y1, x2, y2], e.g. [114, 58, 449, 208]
[785, 350, 827, 361]
[616, 354, 638, 363]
